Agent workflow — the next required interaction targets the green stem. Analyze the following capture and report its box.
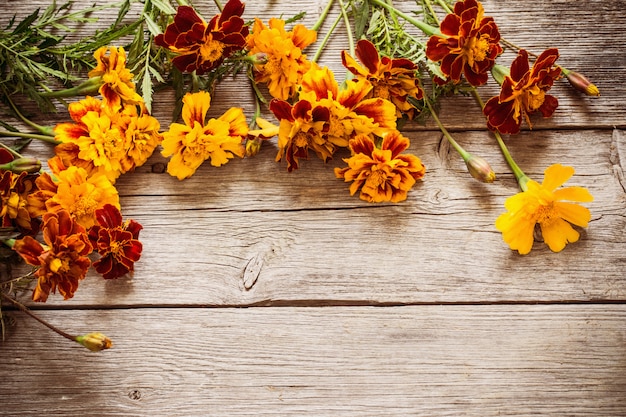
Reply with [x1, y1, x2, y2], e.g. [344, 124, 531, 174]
[0, 130, 60, 145]
[369, 0, 440, 36]
[312, 9, 343, 63]
[39, 77, 100, 99]
[212, 0, 223, 12]
[423, 0, 441, 26]
[433, 0, 453, 14]
[0, 142, 23, 159]
[0, 292, 77, 342]
[470, 88, 530, 190]
[1, 87, 55, 136]
[422, 96, 470, 160]
[312, 0, 335, 32]
[339, 0, 354, 56]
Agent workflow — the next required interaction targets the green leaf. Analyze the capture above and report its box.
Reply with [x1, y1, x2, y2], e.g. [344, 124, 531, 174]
[151, 0, 177, 15]
[143, 13, 163, 37]
[14, 9, 40, 34]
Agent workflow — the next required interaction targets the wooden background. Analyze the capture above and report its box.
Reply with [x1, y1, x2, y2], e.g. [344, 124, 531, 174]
[1, 0, 625, 415]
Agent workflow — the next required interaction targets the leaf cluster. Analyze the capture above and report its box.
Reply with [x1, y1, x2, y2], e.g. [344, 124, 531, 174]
[0, 1, 139, 112]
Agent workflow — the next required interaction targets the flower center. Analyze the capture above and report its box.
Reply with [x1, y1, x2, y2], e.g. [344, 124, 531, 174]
[72, 194, 98, 218]
[50, 256, 70, 273]
[368, 166, 387, 187]
[199, 36, 225, 64]
[534, 202, 557, 226]
[465, 35, 490, 66]
[523, 85, 546, 112]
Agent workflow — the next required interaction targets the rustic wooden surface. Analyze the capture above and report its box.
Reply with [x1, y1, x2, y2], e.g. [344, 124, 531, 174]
[1, 0, 625, 415]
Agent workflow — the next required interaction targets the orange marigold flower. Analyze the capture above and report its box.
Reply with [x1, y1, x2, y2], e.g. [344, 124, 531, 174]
[54, 97, 162, 181]
[161, 91, 247, 180]
[269, 97, 331, 172]
[155, 1, 248, 74]
[334, 131, 425, 203]
[495, 164, 593, 254]
[88, 204, 142, 280]
[299, 65, 397, 147]
[426, 0, 502, 86]
[88, 46, 143, 108]
[43, 166, 120, 230]
[342, 39, 424, 119]
[484, 48, 560, 134]
[247, 18, 317, 100]
[13, 210, 92, 302]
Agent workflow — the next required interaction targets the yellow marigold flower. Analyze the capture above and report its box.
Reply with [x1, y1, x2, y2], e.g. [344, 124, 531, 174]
[247, 18, 317, 100]
[161, 91, 247, 180]
[335, 131, 425, 203]
[495, 163, 594, 255]
[54, 97, 162, 181]
[88, 46, 143, 108]
[45, 166, 120, 229]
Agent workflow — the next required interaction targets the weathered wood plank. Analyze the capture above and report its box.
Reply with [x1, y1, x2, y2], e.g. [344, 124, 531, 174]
[1, 305, 626, 416]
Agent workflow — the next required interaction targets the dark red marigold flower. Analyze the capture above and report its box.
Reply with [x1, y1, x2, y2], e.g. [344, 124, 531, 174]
[426, 0, 502, 86]
[88, 204, 143, 280]
[483, 48, 561, 134]
[155, 0, 249, 74]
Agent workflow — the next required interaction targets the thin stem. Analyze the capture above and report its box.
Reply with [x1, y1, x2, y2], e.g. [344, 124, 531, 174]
[0, 130, 60, 145]
[0, 292, 77, 342]
[369, 0, 440, 36]
[212, 0, 223, 12]
[501, 38, 538, 59]
[422, 96, 470, 160]
[1, 87, 55, 136]
[339, 0, 355, 56]
[423, 0, 441, 26]
[433, 0, 453, 14]
[0, 142, 23, 159]
[312, 10, 343, 63]
[312, 0, 335, 32]
[470, 88, 530, 190]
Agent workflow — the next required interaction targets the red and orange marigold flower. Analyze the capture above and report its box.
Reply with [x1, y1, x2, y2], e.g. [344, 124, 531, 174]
[13, 210, 93, 302]
[88, 204, 143, 280]
[484, 48, 560, 134]
[155, 1, 248, 75]
[335, 131, 425, 203]
[426, 0, 502, 86]
[342, 39, 424, 119]
[88, 46, 143, 108]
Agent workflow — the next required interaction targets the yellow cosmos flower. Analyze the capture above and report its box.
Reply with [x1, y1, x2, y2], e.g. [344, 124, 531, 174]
[335, 131, 425, 203]
[45, 166, 120, 229]
[495, 163, 594, 255]
[247, 18, 317, 100]
[88, 46, 143, 108]
[161, 91, 247, 180]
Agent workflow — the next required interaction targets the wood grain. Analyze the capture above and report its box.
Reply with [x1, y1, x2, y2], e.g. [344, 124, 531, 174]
[2, 305, 626, 416]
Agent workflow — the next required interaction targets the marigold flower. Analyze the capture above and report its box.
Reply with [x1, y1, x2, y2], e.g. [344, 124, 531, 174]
[269, 97, 331, 172]
[484, 48, 561, 134]
[246, 17, 317, 100]
[155, 1, 248, 74]
[335, 131, 425, 203]
[342, 39, 424, 119]
[495, 163, 593, 255]
[300, 65, 397, 145]
[13, 210, 93, 302]
[43, 166, 120, 230]
[88, 204, 142, 280]
[88, 46, 143, 108]
[54, 96, 162, 181]
[161, 91, 247, 180]
[0, 170, 40, 235]
[426, 0, 502, 86]
[246, 117, 280, 156]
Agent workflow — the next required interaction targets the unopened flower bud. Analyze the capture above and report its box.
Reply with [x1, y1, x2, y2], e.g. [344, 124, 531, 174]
[251, 52, 268, 65]
[0, 157, 42, 173]
[75, 332, 112, 352]
[245, 138, 263, 157]
[466, 155, 496, 183]
[563, 69, 599, 96]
